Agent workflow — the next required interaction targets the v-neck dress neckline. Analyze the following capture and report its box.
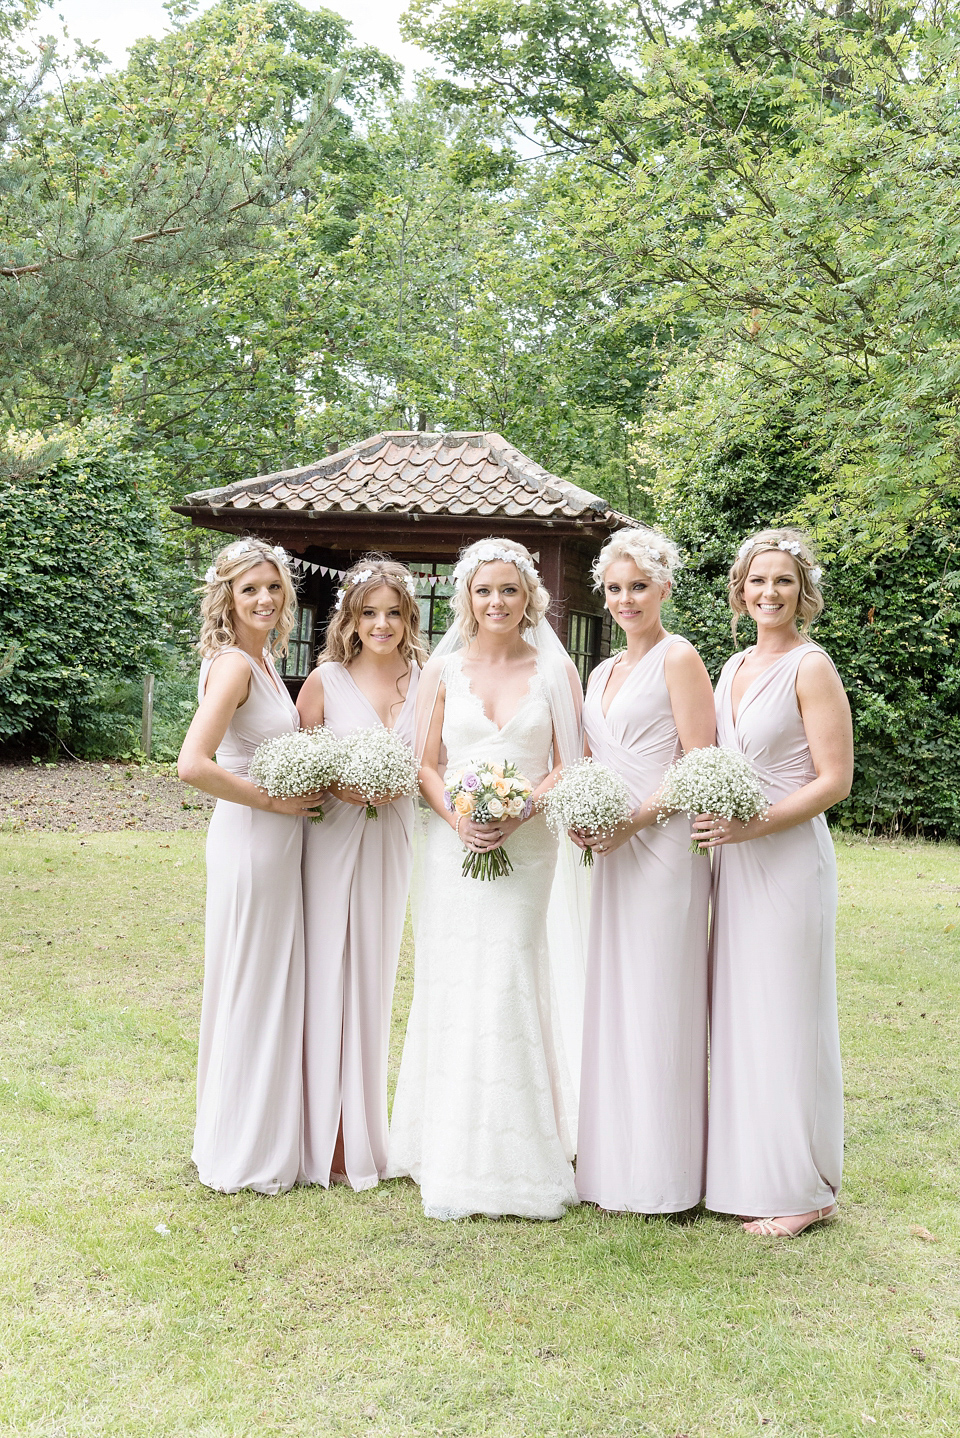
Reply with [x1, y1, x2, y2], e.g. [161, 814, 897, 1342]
[341, 663, 414, 732]
[457, 653, 539, 734]
[599, 636, 673, 722]
[729, 645, 808, 726]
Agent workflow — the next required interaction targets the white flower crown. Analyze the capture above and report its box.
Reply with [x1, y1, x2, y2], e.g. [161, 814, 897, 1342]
[736, 537, 823, 585]
[452, 543, 537, 591]
[334, 568, 418, 611]
[204, 541, 290, 585]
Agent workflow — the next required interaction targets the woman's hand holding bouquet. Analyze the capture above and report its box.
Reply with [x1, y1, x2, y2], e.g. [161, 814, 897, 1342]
[248, 727, 341, 822]
[445, 761, 534, 880]
[656, 745, 769, 852]
[541, 758, 635, 866]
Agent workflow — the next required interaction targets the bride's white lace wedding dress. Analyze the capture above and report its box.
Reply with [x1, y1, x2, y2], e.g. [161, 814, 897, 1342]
[386, 651, 580, 1220]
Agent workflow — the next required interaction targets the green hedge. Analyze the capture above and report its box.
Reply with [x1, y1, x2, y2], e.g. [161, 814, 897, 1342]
[656, 439, 960, 838]
[0, 422, 167, 752]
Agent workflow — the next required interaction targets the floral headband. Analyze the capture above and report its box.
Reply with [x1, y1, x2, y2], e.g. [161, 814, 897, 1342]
[736, 537, 823, 586]
[452, 543, 537, 591]
[334, 568, 418, 612]
[204, 541, 290, 584]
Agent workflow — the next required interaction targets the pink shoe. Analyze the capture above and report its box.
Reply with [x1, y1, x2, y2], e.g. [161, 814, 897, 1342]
[743, 1204, 838, 1238]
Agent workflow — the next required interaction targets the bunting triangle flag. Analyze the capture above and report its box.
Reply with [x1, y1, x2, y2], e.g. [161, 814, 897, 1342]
[319, 565, 327, 576]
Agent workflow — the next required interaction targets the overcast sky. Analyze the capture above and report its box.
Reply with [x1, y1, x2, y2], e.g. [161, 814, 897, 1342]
[44, 0, 435, 75]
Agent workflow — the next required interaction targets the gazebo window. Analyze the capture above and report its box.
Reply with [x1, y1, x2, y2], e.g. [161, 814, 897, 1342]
[414, 564, 455, 650]
[281, 604, 317, 678]
[567, 612, 602, 686]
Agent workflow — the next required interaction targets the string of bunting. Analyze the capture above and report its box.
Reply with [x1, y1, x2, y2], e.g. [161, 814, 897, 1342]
[289, 558, 450, 587]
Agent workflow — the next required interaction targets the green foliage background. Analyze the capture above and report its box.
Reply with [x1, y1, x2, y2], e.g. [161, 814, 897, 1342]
[0, 0, 958, 831]
[0, 423, 166, 749]
[655, 432, 960, 837]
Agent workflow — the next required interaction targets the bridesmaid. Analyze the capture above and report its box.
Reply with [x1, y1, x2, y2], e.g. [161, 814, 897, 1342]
[575, 527, 716, 1214]
[178, 538, 322, 1194]
[297, 557, 426, 1191]
[693, 529, 853, 1238]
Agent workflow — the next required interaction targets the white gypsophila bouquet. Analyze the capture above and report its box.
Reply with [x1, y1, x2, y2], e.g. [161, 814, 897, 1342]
[337, 726, 420, 818]
[657, 746, 769, 852]
[541, 758, 634, 867]
[248, 727, 341, 822]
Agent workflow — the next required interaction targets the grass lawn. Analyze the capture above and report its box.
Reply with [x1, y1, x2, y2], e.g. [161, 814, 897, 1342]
[1, 831, 958, 1437]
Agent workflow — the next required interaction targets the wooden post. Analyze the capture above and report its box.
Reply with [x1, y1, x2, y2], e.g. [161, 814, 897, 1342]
[537, 537, 566, 640]
[141, 674, 155, 759]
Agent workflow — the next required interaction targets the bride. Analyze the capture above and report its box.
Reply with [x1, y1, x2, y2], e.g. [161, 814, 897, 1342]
[386, 538, 587, 1220]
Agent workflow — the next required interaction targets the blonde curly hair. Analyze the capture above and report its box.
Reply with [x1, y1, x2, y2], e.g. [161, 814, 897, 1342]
[319, 555, 428, 668]
[729, 528, 824, 638]
[198, 537, 297, 659]
[451, 537, 549, 643]
[592, 525, 681, 591]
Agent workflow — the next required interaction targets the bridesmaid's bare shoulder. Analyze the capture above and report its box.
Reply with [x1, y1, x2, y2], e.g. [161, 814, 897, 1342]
[202, 649, 253, 700]
[298, 663, 327, 698]
[663, 636, 710, 678]
[795, 645, 846, 699]
[297, 663, 330, 729]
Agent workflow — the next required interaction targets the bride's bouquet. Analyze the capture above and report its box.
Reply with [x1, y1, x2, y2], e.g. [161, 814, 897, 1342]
[337, 726, 420, 818]
[657, 746, 769, 852]
[541, 758, 634, 867]
[248, 727, 341, 822]
[444, 760, 534, 881]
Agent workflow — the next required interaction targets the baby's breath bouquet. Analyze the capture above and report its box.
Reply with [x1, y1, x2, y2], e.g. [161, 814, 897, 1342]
[248, 727, 341, 822]
[541, 758, 634, 867]
[337, 726, 420, 818]
[657, 746, 769, 852]
[443, 760, 534, 880]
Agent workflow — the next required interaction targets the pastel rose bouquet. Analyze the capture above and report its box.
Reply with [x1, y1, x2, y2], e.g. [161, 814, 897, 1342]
[444, 760, 534, 881]
[337, 726, 420, 819]
[656, 745, 769, 852]
[541, 757, 634, 866]
[248, 727, 341, 822]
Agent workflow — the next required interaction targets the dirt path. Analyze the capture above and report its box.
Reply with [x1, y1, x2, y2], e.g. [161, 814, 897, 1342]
[0, 760, 215, 833]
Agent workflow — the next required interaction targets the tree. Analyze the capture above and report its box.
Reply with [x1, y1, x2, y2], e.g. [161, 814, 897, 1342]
[406, 0, 960, 534]
[0, 1, 352, 429]
[306, 87, 653, 514]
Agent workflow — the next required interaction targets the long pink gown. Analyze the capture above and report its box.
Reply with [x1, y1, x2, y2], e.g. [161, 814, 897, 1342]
[193, 649, 304, 1195]
[706, 644, 844, 1217]
[577, 637, 711, 1212]
[299, 662, 419, 1190]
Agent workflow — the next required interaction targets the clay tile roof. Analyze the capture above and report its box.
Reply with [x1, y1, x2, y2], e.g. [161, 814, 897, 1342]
[179, 431, 635, 528]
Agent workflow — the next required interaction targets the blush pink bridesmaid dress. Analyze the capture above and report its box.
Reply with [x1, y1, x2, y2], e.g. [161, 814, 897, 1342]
[577, 636, 711, 1213]
[299, 662, 419, 1191]
[706, 643, 844, 1218]
[193, 649, 305, 1195]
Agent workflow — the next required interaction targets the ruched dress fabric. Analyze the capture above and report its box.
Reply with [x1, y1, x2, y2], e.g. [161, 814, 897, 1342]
[193, 649, 304, 1195]
[387, 653, 580, 1221]
[300, 662, 419, 1191]
[706, 644, 844, 1218]
[577, 637, 711, 1213]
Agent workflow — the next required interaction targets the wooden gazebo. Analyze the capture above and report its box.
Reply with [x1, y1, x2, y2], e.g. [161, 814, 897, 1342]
[173, 430, 635, 690]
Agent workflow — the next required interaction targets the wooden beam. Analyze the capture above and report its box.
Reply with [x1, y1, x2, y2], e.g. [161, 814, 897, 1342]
[537, 538, 566, 639]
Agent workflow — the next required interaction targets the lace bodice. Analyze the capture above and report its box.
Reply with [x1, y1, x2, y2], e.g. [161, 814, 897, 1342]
[441, 653, 553, 786]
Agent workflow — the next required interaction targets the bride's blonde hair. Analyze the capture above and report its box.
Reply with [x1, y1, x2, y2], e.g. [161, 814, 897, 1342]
[451, 538, 549, 642]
